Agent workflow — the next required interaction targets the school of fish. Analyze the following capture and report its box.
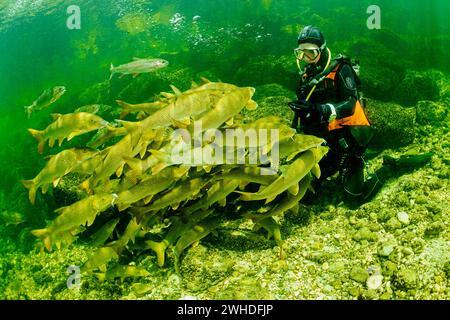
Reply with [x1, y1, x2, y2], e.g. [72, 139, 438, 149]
[24, 78, 328, 279]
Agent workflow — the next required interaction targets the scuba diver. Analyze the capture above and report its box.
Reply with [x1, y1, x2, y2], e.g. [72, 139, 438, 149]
[289, 25, 380, 202]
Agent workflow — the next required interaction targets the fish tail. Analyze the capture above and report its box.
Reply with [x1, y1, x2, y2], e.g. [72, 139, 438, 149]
[27, 128, 45, 154]
[95, 273, 106, 282]
[21, 179, 37, 204]
[109, 63, 114, 80]
[31, 228, 52, 251]
[116, 100, 131, 119]
[145, 240, 168, 267]
[24, 105, 32, 119]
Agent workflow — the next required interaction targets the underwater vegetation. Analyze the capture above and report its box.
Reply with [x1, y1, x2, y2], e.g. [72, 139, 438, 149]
[23, 79, 328, 279]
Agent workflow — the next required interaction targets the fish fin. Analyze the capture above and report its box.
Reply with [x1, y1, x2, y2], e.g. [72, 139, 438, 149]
[286, 151, 300, 162]
[145, 240, 167, 267]
[149, 149, 167, 162]
[95, 273, 106, 282]
[116, 100, 131, 119]
[170, 85, 182, 96]
[203, 165, 212, 173]
[109, 63, 114, 80]
[67, 131, 80, 142]
[245, 100, 258, 110]
[144, 195, 153, 205]
[238, 181, 249, 190]
[80, 179, 91, 193]
[132, 73, 139, 78]
[173, 165, 190, 179]
[27, 128, 45, 154]
[265, 195, 277, 204]
[218, 198, 226, 207]
[116, 119, 139, 132]
[47, 137, 56, 148]
[289, 203, 299, 214]
[152, 162, 167, 175]
[160, 92, 174, 99]
[170, 117, 190, 129]
[115, 164, 125, 177]
[123, 156, 142, 173]
[311, 164, 321, 179]
[288, 183, 299, 196]
[191, 81, 198, 88]
[52, 177, 62, 188]
[139, 146, 147, 159]
[235, 191, 252, 201]
[24, 105, 33, 119]
[41, 183, 50, 195]
[50, 113, 62, 121]
[31, 229, 52, 251]
[225, 117, 234, 126]
[171, 202, 180, 210]
[200, 77, 211, 84]
[22, 179, 37, 205]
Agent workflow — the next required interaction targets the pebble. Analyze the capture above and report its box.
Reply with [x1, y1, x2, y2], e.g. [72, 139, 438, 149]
[397, 211, 410, 225]
[367, 275, 383, 290]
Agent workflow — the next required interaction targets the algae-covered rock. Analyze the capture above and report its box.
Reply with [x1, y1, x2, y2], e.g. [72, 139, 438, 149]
[416, 100, 449, 125]
[396, 71, 440, 106]
[364, 98, 416, 149]
[360, 65, 402, 101]
[243, 95, 293, 123]
[234, 55, 298, 89]
[253, 83, 296, 101]
[116, 12, 153, 35]
[352, 227, 378, 242]
[79, 81, 112, 105]
[349, 266, 369, 284]
[392, 269, 418, 290]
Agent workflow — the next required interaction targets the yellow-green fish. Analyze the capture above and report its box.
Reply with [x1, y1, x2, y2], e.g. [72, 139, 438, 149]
[22, 148, 98, 204]
[237, 147, 327, 203]
[95, 264, 150, 282]
[116, 99, 167, 119]
[81, 246, 119, 273]
[188, 87, 257, 134]
[115, 166, 188, 212]
[183, 179, 240, 214]
[32, 193, 117, 251]
[89, 218, 120, 247]
[0, 211, 26, 226]
[144, 178, 206, 212]
[24, 86, 66, 119]
[28, 112, 108, 154]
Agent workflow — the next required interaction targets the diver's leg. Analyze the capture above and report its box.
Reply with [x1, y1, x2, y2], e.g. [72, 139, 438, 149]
[341, 148, 381, 202]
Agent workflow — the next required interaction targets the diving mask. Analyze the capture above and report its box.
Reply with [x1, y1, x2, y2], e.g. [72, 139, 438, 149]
[294, 46, 320, 61]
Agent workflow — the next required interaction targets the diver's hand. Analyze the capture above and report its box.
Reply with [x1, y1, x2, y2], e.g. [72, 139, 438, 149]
[288, 100, 317, 122]
[288, 100, 315, 113]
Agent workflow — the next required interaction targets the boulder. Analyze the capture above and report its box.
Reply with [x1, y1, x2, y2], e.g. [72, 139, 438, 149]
[395, 71, 440, 106]
[415, 100, 449, 125]
[234, 55, 298, 90]
[364, 98, 416, 149]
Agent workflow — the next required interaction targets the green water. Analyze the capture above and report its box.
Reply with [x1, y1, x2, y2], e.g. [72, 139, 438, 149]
[0, 0, 449, 300]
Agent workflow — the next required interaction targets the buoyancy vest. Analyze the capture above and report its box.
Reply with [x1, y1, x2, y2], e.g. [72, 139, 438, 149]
[325, 64, 371, 131]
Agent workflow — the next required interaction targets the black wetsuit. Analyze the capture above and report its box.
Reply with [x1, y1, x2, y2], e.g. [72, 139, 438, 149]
[294, 51, 369, 197]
